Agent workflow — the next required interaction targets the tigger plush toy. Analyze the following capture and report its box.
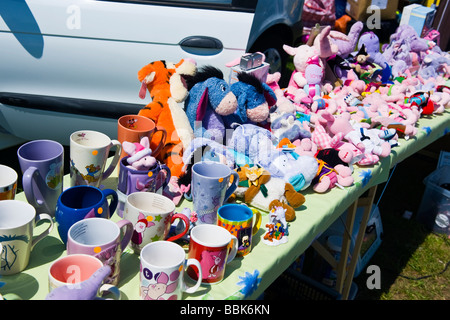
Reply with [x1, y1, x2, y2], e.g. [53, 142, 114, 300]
[137, 59, 197, 178]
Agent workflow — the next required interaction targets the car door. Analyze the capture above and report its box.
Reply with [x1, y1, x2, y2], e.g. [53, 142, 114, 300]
[0, 0, 256, 144]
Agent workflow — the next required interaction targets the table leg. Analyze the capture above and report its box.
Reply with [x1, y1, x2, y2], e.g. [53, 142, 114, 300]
[341, 185, 378, 299]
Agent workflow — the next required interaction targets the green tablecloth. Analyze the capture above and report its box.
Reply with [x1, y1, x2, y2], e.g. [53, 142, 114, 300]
[2, 110, 449, 300]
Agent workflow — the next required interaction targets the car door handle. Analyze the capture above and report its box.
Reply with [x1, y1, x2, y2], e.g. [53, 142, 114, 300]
[179, 36, 223, 49]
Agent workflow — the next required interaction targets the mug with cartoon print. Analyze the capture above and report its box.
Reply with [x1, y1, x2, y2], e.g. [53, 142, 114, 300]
[18, 139, 64, 217]
[0, 200, 54, 275]
[70, 130, 122, 188]
[123, 192, 190, 253]
[66, 218, 133, 286]
[139, 241, 202, 300]
[187, 224, 238, 284]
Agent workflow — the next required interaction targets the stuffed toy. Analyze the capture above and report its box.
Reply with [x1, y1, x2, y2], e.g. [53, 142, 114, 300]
[122, 137, 157, 171]
[270, 111, 311, 143]
[357, 31, 388, 69]
[256, 147, 319, 193]
[227, 123, 277, 161]
[232, 165, 305, 222]
[331, 21, 363, 59]
[137, 59, 196, 177]
[223, 72, 277, 127]
[184, 65, 238, 142]
[348, 45, 382, 82]
[320, 111, 395, 159]
[283, 26, 340, 102]
[266, 72, 296, 113]
[311, 147, 354, 193]
[46, 266, 116, 300]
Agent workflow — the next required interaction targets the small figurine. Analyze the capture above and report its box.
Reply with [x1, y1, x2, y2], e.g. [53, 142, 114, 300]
[262, 205, 289, 246]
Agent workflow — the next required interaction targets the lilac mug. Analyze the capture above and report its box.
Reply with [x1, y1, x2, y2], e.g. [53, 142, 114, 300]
[67, 218, 133, 285]
[17, 140, 64, 217]
[191, 161, 239, 225]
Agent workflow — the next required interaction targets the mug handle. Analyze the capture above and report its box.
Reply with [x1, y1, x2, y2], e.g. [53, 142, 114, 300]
[166, 213, 190, 242]
[102, 188, 118, 218]
[22, 166, 48, 211]
[116, 219, 133, 250]
[226, 234, 238, 264]
[183, 258, 203, 294]
[251, 208, 262, 236]
[159, 163, 172, 190]
[31, 213, 54, 250]
[224, 170, 240, 202]
[150, 126, 167, 158]
[102, 140, 122, 181]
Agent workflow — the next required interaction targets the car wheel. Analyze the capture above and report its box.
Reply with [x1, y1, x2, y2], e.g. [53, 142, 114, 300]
[250, 32, 291, 87]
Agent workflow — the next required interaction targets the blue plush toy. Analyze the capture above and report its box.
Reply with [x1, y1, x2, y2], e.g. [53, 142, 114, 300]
[184, 66, 238, 142]
[224, 72, 277, 127]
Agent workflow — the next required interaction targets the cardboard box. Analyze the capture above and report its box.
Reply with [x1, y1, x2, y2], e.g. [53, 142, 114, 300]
[346, 0, 399, 21]
[400, 4, 436, 37]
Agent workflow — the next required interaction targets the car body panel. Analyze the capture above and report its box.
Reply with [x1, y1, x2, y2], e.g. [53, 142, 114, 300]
[0, 0, 304, 146]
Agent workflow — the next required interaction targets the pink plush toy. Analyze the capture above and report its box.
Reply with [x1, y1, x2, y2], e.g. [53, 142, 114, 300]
[266, 72, 296, 114]
[320, 111, 395, 159]
[122, 136, 157, 171]
[283, 26, 340, 105]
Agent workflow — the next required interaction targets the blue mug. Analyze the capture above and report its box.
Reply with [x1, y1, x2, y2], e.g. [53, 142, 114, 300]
[55, 185, 118, 244]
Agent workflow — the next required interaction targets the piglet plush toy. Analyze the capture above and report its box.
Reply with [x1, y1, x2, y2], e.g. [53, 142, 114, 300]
[122, 136, 157, 171]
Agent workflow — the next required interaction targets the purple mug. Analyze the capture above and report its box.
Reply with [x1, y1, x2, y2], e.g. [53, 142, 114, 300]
[191, 161, 239, 225]
[67, 217, 133, 285]
[17, 140, 64, 217]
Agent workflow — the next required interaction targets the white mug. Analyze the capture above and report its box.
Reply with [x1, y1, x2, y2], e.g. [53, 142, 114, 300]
[69, 130, 122, 187]
[0, 200, 54, 275]
[140, 241, 202, 300]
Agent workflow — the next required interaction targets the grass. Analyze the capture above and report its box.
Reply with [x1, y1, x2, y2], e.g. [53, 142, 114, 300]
[353, 134, 450, 300]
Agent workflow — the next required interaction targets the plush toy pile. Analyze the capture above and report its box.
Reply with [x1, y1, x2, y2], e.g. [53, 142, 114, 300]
[135, 24, 450, 216]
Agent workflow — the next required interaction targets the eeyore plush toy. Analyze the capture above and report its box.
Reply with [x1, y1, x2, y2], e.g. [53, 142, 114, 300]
[184, 66, 238, 143]
[224, 72, 277, 128]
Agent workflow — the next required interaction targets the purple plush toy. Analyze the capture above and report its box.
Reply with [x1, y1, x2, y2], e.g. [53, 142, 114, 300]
[45, 265, 119, 300]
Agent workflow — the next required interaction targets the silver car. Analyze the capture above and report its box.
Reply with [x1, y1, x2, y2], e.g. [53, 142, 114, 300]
[0, 0, 304, 146]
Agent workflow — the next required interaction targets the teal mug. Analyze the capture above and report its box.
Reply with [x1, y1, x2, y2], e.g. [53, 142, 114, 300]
[55, 185, 118, 244]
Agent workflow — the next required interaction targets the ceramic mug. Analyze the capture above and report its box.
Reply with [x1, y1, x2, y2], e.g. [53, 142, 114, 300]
[217, 204, 262, 256]
[67, 218, 133, 285]
[117, 114, 166, 160]
[116, 156, 171, 217]
[55, 185, 118, 245]
[0, 164, 18, 200]
[70, 130, 122, 188]
[187, 224, 238, 284]
[123, 192, 190, 253]
[139, 241, 203, 300]
[48, 254, 120, 300]
[17, 139, 64, 217]
[0, 200, 54, 275]
[191, 161, 240, 225]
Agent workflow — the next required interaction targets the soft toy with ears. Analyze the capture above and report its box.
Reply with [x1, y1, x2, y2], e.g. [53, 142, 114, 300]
[122, 136, 156, 171]
[137, 59, 196, 177]
[266, 72, 296, 114]
[232, 165, 305, 222]
[184, 66, 238, 142]
[283, 26, 340, 101]
[320, 111, 394, 159]
[312, 147, 354, 193]
[224, 72, 277, 127]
